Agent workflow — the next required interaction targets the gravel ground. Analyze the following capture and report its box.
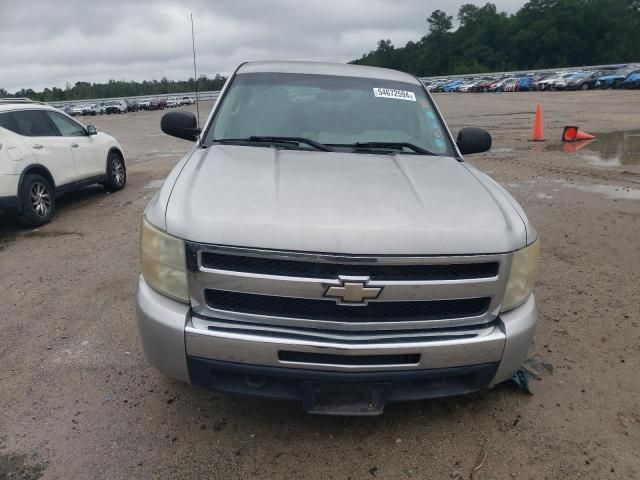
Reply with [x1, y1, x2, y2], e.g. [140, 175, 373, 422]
[1, 91, 639, 479]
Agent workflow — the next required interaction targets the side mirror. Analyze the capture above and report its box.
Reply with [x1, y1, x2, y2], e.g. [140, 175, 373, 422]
[456, 127, 491, 155]
[161, 111, 201, 141]
[86, 125, 98, 136]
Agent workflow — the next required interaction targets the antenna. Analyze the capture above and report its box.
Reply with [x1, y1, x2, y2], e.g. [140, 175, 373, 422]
[190, 13, 200, 127]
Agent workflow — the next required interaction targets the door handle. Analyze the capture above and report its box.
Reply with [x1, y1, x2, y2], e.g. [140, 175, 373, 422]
[71, 143, 79, 148]
[32, 144, 44, 149]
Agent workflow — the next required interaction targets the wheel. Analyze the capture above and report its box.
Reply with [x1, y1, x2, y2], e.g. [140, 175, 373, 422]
[581, 83, 589, 90]
[18, 174, 55, 226]
[104, 152, 126, 192]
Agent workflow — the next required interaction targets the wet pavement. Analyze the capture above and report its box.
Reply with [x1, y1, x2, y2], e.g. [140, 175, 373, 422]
[544, 130, 640, 166]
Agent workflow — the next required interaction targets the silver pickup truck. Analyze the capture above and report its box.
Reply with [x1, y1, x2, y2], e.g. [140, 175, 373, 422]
[136, 61, 539, 415]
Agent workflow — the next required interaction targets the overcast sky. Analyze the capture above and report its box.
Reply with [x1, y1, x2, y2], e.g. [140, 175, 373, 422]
[0, 0, 526, 93]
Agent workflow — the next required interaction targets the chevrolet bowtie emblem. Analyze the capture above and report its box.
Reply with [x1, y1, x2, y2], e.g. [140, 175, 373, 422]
[324, 277, 382, 305]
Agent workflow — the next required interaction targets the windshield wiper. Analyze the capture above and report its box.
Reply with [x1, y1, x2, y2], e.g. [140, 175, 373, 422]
[211, 136, 333, 152]
[327, 142, 436, 156]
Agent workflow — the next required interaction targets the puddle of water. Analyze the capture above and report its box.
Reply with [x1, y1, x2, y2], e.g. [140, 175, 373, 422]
[142, 150, 185, 157]
[535, 192, 553, 200]
[529, 178, 640, 200]
[22, 230, 84, 239]
[543, 179, 640, 200]
[563, 182, 640, 200]
[492, 148, 515, 154]
[545, 130, 640, 166]
[144, 179, 165, 189]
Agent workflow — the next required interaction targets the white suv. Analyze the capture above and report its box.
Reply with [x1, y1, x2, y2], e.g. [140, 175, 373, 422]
[0, 100, 126, 226]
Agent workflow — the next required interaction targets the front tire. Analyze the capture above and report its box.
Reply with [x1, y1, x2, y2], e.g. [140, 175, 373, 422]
[19, 174, 55, 227]
[105, 152, 126, 192]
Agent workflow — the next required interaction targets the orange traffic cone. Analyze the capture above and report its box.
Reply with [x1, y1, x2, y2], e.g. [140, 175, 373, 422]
[562, 126, 595, 142]
[530, 104, 544, 142]
[575, 130, 595, 141]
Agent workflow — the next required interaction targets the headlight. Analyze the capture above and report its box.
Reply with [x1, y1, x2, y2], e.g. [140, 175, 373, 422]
[140, 217, 189, 303]
[501, 240, 540, 312]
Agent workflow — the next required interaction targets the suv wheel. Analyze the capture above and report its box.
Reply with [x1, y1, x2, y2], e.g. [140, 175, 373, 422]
[581, 83, 589, 91]
[19, 174, 55, 226]
[105, 152, 126, 192]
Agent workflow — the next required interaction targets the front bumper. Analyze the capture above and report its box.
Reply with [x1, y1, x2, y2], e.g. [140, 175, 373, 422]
[136, 275, 537, 407]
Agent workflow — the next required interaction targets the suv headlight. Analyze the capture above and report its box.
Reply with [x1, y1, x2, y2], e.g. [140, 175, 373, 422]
[501, 240, 540, 312]
[140, 217, 189, 303]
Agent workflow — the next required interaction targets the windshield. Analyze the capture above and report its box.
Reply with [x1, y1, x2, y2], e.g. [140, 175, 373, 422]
[203, 72, 454, 155]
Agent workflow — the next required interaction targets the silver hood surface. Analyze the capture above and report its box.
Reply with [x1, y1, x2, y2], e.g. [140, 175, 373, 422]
[157, 145, 528, 255]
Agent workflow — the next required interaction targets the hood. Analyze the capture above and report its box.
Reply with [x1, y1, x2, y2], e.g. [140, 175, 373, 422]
[161, 145, 527, 255]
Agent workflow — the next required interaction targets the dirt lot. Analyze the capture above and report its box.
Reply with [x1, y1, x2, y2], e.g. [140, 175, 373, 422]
[1, 91, 639, 479]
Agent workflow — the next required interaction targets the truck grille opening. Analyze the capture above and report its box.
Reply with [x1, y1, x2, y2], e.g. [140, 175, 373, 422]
[278, 351, 420, 366]
[204, 289, 491, 322]
[200, 252, 499, 281]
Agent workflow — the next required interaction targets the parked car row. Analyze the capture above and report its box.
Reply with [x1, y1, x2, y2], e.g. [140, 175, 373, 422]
[596, 67, 640, 89]
[424, 65, 640, 93]
[53, 95, 197, 116]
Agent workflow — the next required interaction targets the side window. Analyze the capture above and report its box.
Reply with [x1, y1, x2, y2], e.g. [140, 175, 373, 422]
[0, 112, 20, 134]
[46, 111, 86, 137]
[11, 110, 58, 137]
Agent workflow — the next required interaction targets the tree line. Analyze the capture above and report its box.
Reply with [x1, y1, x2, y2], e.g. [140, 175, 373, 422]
[351, 0, 640, 76]
[1, 74, 227, 102]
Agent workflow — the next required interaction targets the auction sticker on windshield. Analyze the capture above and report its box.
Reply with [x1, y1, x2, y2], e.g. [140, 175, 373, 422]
[373, 88, 416, 101]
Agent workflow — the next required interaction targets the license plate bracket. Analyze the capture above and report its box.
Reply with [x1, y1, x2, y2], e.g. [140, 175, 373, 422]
[302, 382, 389, 416]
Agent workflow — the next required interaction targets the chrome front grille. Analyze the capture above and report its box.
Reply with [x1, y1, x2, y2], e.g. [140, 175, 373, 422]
[200, 251, 500, 280]
[186, 244, 511, 337]
[204, 289, 491, 322]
